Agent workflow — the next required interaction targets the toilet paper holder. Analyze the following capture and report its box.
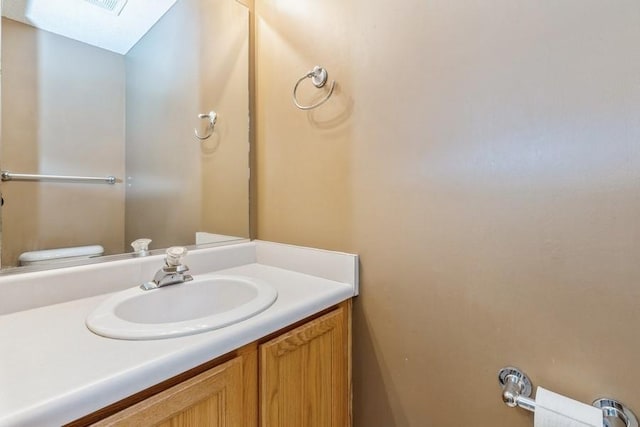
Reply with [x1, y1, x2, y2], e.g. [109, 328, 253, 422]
[498, 367, 637, 427]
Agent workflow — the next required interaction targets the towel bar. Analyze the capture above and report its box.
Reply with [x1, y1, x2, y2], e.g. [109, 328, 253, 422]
[1, 171, 117, 184]
[498, 367, 637, 427]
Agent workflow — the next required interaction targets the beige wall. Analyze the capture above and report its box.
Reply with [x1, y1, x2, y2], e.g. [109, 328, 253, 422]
[254, 1, 640, 426]
[125, 0, 249, 250]
[1, 18, 125, 267]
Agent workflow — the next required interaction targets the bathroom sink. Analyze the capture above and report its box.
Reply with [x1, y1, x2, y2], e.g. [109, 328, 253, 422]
[86, 274, 278, 340]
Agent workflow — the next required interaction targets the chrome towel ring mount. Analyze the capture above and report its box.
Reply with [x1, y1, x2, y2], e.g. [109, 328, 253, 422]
[292, 65, 336, 110]
[194, 111, 217, 140]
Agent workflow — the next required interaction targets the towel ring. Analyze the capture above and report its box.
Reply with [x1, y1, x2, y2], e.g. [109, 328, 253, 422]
[292, 66, 336, 110]
[194, 111, 217, 140]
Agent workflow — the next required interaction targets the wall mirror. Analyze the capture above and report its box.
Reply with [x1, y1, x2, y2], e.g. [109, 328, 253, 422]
[0, 0, 250, 271]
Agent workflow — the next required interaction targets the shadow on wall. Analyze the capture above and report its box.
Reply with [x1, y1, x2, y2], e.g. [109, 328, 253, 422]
[352, 297, 409, 427]
[305, 83, 354, 131]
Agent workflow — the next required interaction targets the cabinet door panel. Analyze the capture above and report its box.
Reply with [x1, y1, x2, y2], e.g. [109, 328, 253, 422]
[93, 356, 243, 427]
[155, 393, 224, 427]
[260, 306, 349, 427]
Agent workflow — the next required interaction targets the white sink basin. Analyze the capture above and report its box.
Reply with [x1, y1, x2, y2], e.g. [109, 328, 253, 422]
[86, 274, 278, 340]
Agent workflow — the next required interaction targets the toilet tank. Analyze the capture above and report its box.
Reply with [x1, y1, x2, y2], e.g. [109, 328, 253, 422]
[18, 245, 105, 266]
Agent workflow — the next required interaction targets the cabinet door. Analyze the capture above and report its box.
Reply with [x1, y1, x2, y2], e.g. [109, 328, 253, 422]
[93, 356, 244, 427]
[260, 305, 350, 427]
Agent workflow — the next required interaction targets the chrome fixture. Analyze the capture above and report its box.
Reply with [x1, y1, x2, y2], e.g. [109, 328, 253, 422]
[194, 110, 217, 140]
[498, 367, 637, 427]
[140, 247, 193, 290]
[131, 238, 152, 257]
[499, 367, 535, 411]
[594, 399, 638, 427]
[292, 65, 336, 110]
[1, 171, 117, 184]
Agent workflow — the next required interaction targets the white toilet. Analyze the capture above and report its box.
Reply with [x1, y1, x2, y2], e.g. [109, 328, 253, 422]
[18, 245, 104, 266]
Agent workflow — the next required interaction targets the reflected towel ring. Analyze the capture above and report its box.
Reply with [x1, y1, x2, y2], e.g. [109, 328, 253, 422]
[194, 111, 217, 140]
[292, 66, 336, 110]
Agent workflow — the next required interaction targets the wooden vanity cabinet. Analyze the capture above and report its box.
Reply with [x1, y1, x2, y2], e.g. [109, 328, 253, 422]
[92, 355, 250, 427]
[70, 301, 351, 427]
[259, 305, 350, 427]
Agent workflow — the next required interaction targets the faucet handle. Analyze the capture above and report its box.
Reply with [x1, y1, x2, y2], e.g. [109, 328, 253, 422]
[131, 238, 152, 257]
[166, 246, 188, 267]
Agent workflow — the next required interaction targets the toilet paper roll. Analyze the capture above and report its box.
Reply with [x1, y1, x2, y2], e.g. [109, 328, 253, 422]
[534, 387, 603, 427]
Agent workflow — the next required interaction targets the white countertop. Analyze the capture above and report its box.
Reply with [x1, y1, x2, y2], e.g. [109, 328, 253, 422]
[0, 241, 358, 427]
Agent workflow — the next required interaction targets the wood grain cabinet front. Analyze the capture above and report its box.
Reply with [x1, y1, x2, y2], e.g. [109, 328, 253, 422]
[259, 306, 350, 427]
[93, 356, 246, 427]
[69, 301, 351, 427]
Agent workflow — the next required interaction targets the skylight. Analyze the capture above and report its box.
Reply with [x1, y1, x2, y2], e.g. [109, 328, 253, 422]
[2, 0, 178, 55]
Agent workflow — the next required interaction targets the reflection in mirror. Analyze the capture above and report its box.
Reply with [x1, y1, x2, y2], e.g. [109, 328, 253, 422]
[0, 0, 250, 270]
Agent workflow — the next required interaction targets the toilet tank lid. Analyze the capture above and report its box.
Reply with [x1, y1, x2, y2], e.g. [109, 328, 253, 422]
[18, 245, 105, 263]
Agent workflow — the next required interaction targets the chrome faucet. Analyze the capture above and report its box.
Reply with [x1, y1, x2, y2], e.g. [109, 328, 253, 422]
[140, 247, 193, 290]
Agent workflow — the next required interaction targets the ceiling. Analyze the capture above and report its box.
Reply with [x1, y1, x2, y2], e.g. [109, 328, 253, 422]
[2, 0, 178, 55]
